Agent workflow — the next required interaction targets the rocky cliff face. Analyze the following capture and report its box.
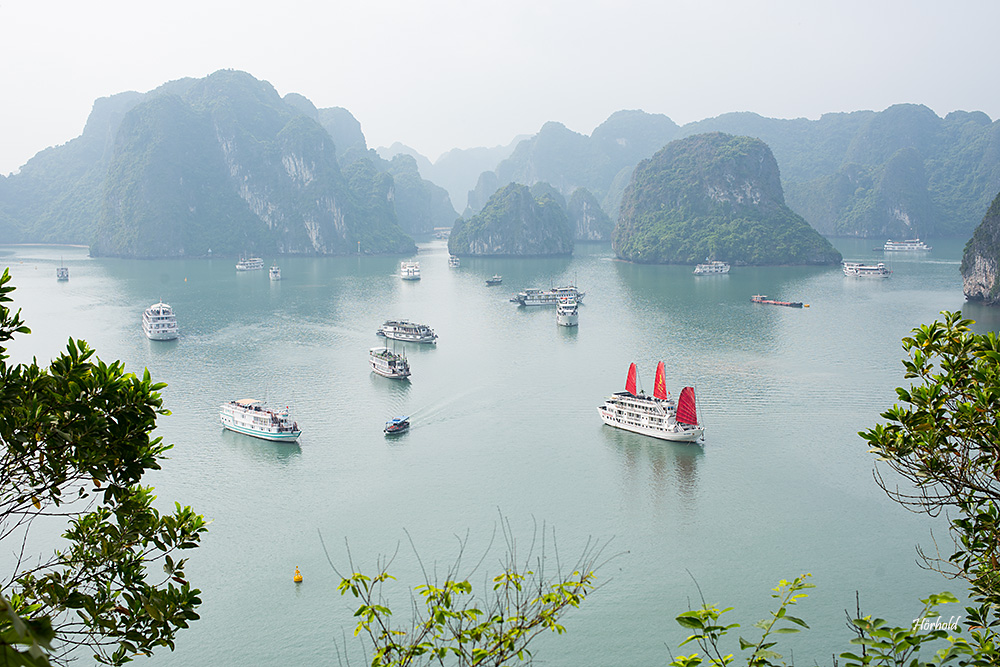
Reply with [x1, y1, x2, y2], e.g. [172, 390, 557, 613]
[615, 133, 841, 265]
[90, 70, 414, 257]
[447, 183, 573, 256]
[567, 188, 613, 241]
[3, 70, 434, 256]
[962, 191, 1000, 304]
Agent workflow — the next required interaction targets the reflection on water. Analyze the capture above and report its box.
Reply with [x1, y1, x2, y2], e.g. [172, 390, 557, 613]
[601, 423, 703, 513]
[219, 428, 302, 465]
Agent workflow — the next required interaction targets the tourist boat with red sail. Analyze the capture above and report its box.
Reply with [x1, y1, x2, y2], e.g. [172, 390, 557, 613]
[751, 295, 804, 308]
[597, 362, 704, 442]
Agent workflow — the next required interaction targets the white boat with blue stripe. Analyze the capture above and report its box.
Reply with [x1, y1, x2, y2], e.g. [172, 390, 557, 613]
[220, 398, 301, 442]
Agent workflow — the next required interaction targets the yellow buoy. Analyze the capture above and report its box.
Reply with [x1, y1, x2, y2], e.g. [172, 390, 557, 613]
[293, 566, 303, 583]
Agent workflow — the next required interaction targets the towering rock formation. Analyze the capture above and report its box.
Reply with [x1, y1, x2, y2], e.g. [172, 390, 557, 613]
[614, 133, 841, 265]
[962, 191, 1000, 305]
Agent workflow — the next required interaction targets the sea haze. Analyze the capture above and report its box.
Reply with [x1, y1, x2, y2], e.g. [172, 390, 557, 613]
[0, 239, 987, 665]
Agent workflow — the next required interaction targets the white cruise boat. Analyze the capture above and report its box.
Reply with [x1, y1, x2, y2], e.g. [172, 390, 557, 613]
[220, 399, 301, 442]
[511, 285, 585, 306]
[843, 261, 892, 278]
[556, 298, 579, 327]
[448, 255, 460, 268]
[884, 238, 931, 251]
[370, 346, 411, 378]
[693, 260, 730, 275]
[142, 302, 179, 340]
[269, 263, 281, 281]
[236, 256, 264, 271]
[56, 265, 69, 281]
[597, 362, 704, 443]
[376, 320, 438, 343]
[400, 261, 421, 280]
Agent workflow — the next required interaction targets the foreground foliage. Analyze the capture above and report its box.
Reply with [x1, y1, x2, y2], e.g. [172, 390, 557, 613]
[330, 524, 604, 666]
[862, 311, 1000, 607]
[0, 268, 206, 665]
[668, 577, 1000, 667]
[668, 311, 1000, 665]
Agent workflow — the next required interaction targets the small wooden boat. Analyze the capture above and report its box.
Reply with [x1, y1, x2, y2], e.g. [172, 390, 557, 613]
[384, 416, 410, 435]
[486, 275, 503, 286]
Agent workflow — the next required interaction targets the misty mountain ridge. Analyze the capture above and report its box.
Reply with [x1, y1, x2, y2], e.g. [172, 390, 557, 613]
[377, 137, 528, 213]
[0, 70, 458, 256]
[3, 68, 1000, 252]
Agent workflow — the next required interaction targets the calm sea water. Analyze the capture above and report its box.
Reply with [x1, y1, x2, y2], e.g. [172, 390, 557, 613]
[2, 239, 993, 666]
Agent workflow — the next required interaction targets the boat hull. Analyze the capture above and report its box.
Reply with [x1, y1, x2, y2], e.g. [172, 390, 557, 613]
[597, 406, 704, 442]
[370, 362, 410, 378]
[220, 420, 301, 442]
[143, 328, 179, 341]
[378, 331, 437, 343]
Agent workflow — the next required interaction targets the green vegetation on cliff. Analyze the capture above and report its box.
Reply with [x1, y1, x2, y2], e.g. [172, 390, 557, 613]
[448, 183, 573, 256]
[4, 70, 427, 257]
[961, 190, 1000, 304]
[88, 70, 414, 257]
[614, 133, 842, 265]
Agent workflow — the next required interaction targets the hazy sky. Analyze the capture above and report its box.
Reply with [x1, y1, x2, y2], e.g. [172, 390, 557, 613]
[2, 0, 998, 175]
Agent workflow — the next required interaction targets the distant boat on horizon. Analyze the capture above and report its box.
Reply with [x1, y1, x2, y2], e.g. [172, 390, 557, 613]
[884, 238, 931, 251]
[236, 255, 264, 271]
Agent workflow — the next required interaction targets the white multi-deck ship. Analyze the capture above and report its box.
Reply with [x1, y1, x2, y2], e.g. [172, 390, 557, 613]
[597, 362, 704, 443]
[269, 263, 281, 280]
[142, 302, 179, 340]
[884, 238, 931, 251]
[220, 399, 301, 442]
[236, 256, 264, 271]
[448, 255, 460, 268]
[843, 261, 892, 278]
[369, 346, 411, 378]
[693, 261, 730, 275]
[56, 263, 69, 281]
[511, 285, 585, 306]
[375, 320, 438, 343]
[556, 298, 579, 327]
[400, 261, 421, 280]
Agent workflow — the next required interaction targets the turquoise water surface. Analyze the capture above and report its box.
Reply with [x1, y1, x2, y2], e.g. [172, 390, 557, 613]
[1, 238, 990, 665]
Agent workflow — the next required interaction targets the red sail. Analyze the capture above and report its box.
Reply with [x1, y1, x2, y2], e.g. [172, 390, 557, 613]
[677, 387, 698, 425]
[653, 361, 668, 400]
[625, 362, 637, 395]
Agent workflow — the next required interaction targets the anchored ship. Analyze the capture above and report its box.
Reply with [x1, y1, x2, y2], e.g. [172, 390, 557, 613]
[142, 302, 179, 340]
[597, 362, 704, 443]
[511, 285, 585, 306]
[375, 320, 438, 343]
[220, 399, 301, 442]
